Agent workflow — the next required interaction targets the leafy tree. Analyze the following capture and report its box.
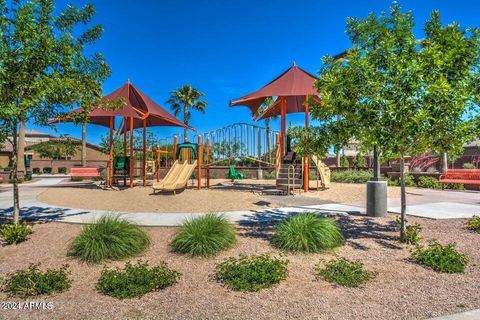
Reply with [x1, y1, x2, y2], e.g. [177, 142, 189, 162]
[31, 137, 79, 168]
[420, 11, 480, 171]
[166, 85, 207, 141]
[0, 1, 108, 223]
[99, 131, 160, 160]
[290, 4, 479, 239]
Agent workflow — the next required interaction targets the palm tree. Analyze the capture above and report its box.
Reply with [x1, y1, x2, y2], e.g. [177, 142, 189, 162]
[256, 97, 278, 156]
[166, 85, 207, 141]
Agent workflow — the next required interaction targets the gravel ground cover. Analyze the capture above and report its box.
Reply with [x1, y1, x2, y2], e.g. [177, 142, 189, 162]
[1, 214, 479, 320]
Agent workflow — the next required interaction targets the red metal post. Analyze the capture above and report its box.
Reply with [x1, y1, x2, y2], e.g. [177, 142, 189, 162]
[142, 118, 147, 187]
[304, 96, 309, 193]
[280, 96, 287, 156]
[197, 135, 202, 190]
[206, 138, 210, 189]
[129, 116, 134, 188]
[108, 116, 114, 187]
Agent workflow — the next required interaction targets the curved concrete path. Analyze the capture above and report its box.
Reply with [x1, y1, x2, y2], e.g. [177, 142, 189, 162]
[0, 177, 356, 226]
[1, 178, 479, 226]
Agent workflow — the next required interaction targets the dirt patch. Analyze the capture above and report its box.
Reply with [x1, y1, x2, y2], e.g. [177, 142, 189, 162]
[0, 215, 479, 320]
[36, 180, 401, 213]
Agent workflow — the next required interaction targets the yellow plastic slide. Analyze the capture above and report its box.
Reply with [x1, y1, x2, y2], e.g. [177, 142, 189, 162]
[152, 160, 197, 193]
[311, 155, 331, 189]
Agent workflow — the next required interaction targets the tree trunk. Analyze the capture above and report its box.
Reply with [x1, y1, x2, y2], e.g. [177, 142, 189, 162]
[373, 145, 381, 181]
[183, 104, 189, 142]
[17, 121, 26, 174]
[336, 115, 341, 167]
[11, 121, 20, 223]
[440, 151, 448, 173]
[399, 152, 407, 240]
[336, 148, 341, 167]
[81, 122, 87, 167]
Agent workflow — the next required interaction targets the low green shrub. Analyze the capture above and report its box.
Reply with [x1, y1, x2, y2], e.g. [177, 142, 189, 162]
[388, 174, 416, 187]
[444, 183, 465, 190]
[401, 223, 422, 245]
[272, 213, 344, 253]
[215, 254, 288, 292]
[42, 167, 52, 174]
[71, 176, 83, 182]
[462, 163, 475, 169]
[411, 240, 468, 273]
[316, 257, 375, 288]
[404, 174, 416, 187]
[68, 216, 150, 263]
[386, 177, 399, 186]
[171, 213, 236, 257]
[0, 221, 32, 245]
[330, 170, 373, 184]
[2, 264, 71, 298]
[97, 260, 180, 299]
[465, 216, 480, 233]
[417, 176, 441, 189]
[58, 167, 67, 174]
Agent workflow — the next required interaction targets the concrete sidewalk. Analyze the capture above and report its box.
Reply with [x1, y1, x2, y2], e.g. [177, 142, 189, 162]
[1, 178, 480, 226]
[429, 309, 480, 320]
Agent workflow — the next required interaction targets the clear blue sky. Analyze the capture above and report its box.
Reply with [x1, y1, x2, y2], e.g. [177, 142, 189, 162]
[30, 0, 480, 144]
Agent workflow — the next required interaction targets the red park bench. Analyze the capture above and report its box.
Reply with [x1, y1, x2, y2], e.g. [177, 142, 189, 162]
[70, 167, 100, 178]
[439, 169, 480, 188]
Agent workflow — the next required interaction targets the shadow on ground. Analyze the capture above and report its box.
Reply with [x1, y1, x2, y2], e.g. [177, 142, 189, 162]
[237, 209, 401, 250]
[0, 206, 90, 222]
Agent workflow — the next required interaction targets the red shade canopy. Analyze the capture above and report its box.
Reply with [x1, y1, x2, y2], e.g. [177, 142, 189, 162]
[229, 64, 320, 117]
[51, 82, 188, 130]
[255, 95, 322, 120]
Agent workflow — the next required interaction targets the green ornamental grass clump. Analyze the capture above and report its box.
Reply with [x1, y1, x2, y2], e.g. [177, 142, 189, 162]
[466, 216, 480, 233]
[316, 257, 376, 288]
[97, 260, 180, 299]
[2, 264, 71, 298]
[0, 221, 32, 245]
[272, 213, 344, 253]
[215, 254, 288, 292]
[411, 240, 468, 273]
[68, 216, 150, 263]
[171, 213, 236, 257]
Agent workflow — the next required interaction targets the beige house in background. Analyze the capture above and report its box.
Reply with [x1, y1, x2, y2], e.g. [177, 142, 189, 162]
[1, 130, 108, 172]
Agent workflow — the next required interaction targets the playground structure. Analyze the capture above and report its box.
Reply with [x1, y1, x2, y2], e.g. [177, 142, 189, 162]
[118, 121, 331, 194]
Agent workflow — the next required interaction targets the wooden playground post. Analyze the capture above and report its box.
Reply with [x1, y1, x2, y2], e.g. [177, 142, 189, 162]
[206, 137, 210, 189]
[197, 135, 202, 190]
[142, 118, 147, 187]
[129, 116, 134, 188]
[304, 95, 310, 192]
[108, 116, 114, 187]
[173, 136, 178, 161]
